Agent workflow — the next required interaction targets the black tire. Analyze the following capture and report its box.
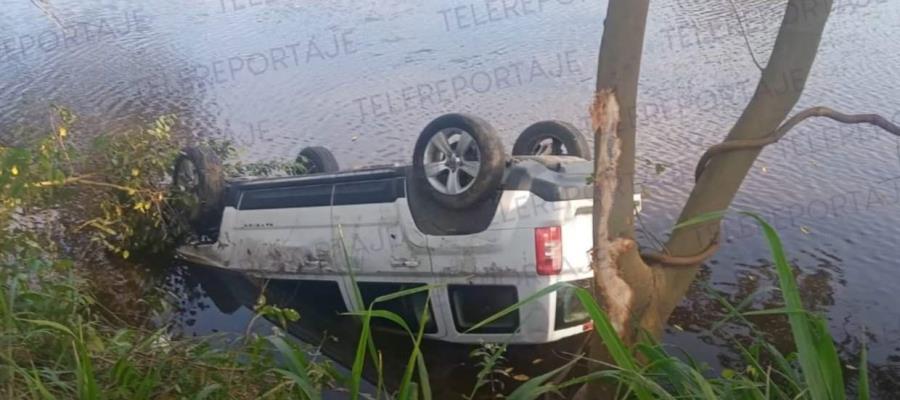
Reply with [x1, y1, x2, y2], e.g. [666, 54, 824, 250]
[297, 146, 340, 174]
[412, 113, 505, 209]
[172, 147, 226, 235]
[512, 120, 591, 160]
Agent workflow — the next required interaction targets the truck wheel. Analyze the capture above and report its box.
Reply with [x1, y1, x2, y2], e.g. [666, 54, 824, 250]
[412, 114, 505, 209]
[172, 147, 225, 234]
[297, 146, 340, 174]
[512, 120, 591, 160]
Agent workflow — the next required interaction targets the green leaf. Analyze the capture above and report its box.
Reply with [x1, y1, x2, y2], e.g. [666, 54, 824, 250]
[858, 333, 869, 400]
[465, 282, 569, 334]
[19, 318, 75, 337]
[572, 288, 654, 400]
[73, 336, 100, 400]
[348, 309, 373, 400]
[740, 212, 845, 400]
[272, 369, 320, 399]
[371, 284, 440, 306]
[673, 210, 729, 230]
[398, 298, 431, 400]
[268, 336, 320, 399]
[505, 357, 580, 400]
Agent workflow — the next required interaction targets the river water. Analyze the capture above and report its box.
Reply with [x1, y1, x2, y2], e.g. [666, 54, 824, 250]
[2, 0, 899, 397]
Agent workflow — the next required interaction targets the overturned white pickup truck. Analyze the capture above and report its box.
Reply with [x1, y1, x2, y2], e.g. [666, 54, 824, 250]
[174, 114, 633, 344]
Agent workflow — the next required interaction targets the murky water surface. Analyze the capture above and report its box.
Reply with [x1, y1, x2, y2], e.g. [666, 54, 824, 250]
[3, 0, 899, 397]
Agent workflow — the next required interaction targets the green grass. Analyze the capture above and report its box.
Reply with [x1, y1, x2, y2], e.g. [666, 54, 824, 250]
[0, 253, 347, 399]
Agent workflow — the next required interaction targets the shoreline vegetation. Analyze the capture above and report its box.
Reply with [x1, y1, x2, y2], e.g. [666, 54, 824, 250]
[1, 113, 871, 399]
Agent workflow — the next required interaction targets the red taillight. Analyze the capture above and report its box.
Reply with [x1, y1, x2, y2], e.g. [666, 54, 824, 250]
[534, 226, 562, 276]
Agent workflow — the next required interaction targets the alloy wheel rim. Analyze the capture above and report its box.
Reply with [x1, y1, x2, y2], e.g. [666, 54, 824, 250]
[423, 128, 481, 195]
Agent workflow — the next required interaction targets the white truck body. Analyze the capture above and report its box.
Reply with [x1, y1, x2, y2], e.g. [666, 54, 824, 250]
[178, 157, 624, 344]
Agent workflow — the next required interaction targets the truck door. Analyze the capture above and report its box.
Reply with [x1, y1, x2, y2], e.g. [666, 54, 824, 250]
[332, 176, 438, 336]
[230, 183, 335, 274]
[332, 177, 427, 276]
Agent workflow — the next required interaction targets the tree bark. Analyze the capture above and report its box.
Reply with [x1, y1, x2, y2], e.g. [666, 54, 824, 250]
[590, 0, 652, 331]
[585, 2, 652, 397]
[587, 1, 653, 391]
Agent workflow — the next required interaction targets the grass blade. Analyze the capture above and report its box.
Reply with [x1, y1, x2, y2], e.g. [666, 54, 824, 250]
[858, 333, 869, 400]
[269, 335, 321, 398]
[19, 319, 75, 337]
[349, 310, 373, 400]
[573, 288, 653, 400]
[72, 337, 99, 400]
[339, 225, 384, 400]
[465, 282, 569, 333]
[672, 210, 728, 230]
[506, 357, 580, 400]
[371, 284, 440, 306]
[272, 369, 320, 399]
[344, 309, 413, 338]
[740, 212, 845, 400]
[398, 298, 432, 400]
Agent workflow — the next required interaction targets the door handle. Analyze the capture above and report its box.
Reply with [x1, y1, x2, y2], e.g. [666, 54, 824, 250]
[306, 255, 330, 268]
[391, 259, 419, 268]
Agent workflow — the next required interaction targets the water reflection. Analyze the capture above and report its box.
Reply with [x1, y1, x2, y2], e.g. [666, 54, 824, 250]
[165, 263, 588, 399]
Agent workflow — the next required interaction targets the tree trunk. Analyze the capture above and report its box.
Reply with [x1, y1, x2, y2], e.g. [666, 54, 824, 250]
[640, 0, 834, 335]
[588, 0, 834, 373]
[588, 1, 653, 394]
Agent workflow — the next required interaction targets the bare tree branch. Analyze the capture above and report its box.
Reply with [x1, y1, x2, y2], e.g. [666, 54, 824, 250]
[726, 0, 765, 71]
[641, 240, 720, 266]
[29, 0, 65, 29]
[695, 107, 900, 180]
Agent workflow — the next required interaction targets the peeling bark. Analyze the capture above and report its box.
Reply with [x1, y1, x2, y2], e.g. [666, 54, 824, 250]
[589, 0, 654, 346]
[591, 90, 638, 335]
